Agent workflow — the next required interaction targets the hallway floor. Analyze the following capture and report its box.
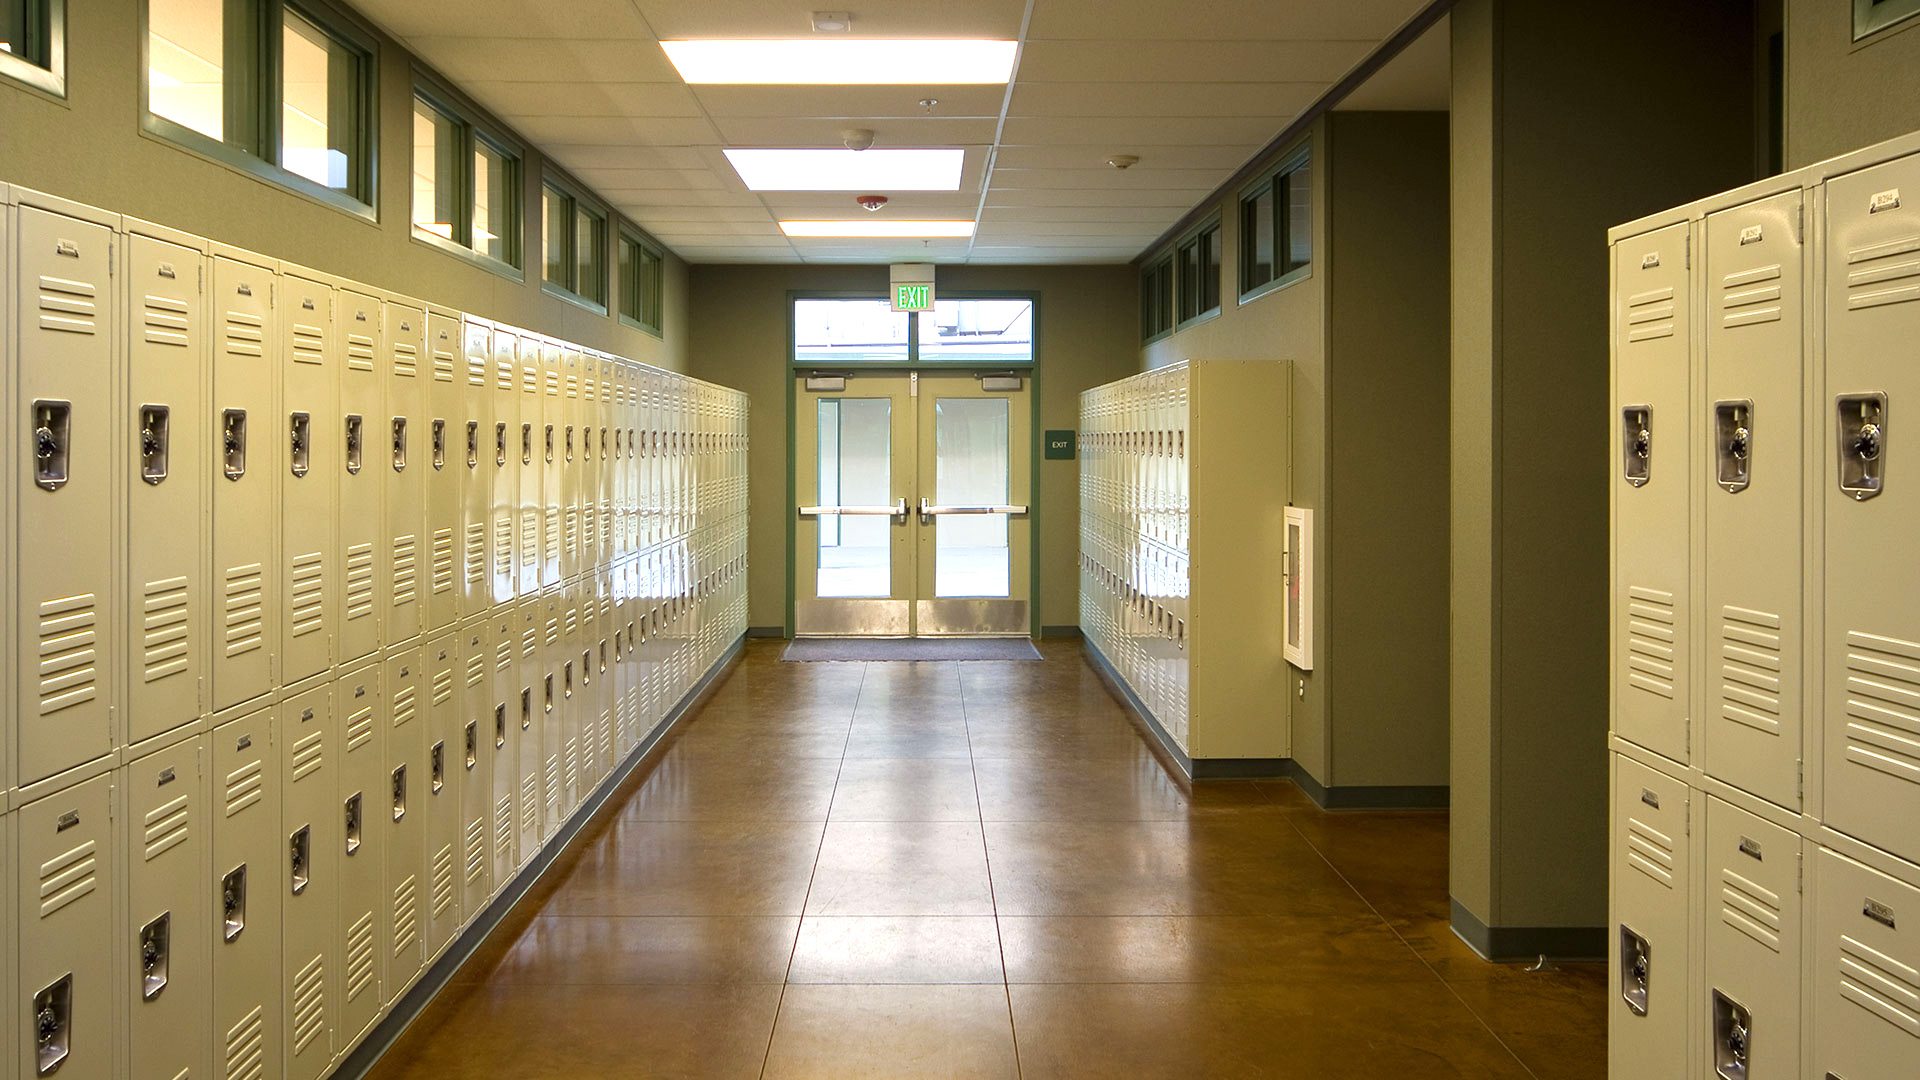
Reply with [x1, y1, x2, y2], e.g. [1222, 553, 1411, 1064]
[368, 641, 1605, 1080]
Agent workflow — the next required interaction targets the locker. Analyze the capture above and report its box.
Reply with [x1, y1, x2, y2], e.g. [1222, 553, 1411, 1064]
[486, 607, 519, 885]
[488, 329, 518, 606]
[337, 287, 382, 665]
[383, 647, 427, 996]
[560, 346, 580, 583]
[1702, 797, 1801, 1080]
[1613, 222, 1693, 764]
[458, 318, 492, 619]
[1, 804, 11, 1080]
[518, 596, 552, 860]
[1823, 153, 1920, 864]
[1609, 754, 1691, 1078]
[210, 252, 278, 711]
[421, 631, 462, 960]
[278, 270, 337, 686]
[123, 223, 209, 743]
[210, 709, 281, 1080]
[385, 299, 428, 647]
[597, 357, 615, 568]
[15, 774, 115, 1080]
[517, 333, 543, 597]
[14, 197, 119, 784]
[579, 355, 599, 576]
[599, 567, 624, 759]
[561, 580, 584, 814]
[124, 735, 211, 1080]
[280, 681, 337, 1080]
[540, 339, 563, 589]
[1813, 847, 1920, 1080]
[423, 312, 461, 632]
[456, 620, 495, 918]
[335, 665, 384, 1046]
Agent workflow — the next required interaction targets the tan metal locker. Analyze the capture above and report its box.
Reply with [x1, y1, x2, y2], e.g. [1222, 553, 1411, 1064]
[597, 567, 621, 760]
[1702, 797, 1801, 1080]
[486, 607, 519, 885]
[561, 580, 584, 814]
[597, 357, 615, 568]
[279, 681, 337, 1080]
[124, 223, 209, 744]
[1613, 222, 1693, 765]
[210, 252, 278, 712]
[540, 339, 562, 590]
[124, 735, 211, 1080]
[15, 773, 115, 1080]
[458, 318, 492, 619]
[1813, 847, 1920, 1080]
[489, 330, 518, 606]
[1702, 193, 1807, 811]
[335, 664, 384, 1046]
[423, 312, 461, 632]
[422, 631, 461, 959]
[517, 597, 550, 860]
[278, 270, 337, 686]
[456, 621, 494, 918]
[14, 196, 119, 785]
[383, 647, 426, 996]
[517, 333, 543, 598]
[559, 346, 580, 583]
[1609, 754, 1691, 1078]
[385, 300, 428, 647]
[0, 192, 8, 798]
[1823, 153, 1920, 864]
[210, 709, 281, 1080]
[337, 288, 382, 666]
[2, 801, 12, 1080]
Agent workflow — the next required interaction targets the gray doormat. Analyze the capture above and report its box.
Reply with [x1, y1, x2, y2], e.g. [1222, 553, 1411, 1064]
[783, 638, 1043, 662]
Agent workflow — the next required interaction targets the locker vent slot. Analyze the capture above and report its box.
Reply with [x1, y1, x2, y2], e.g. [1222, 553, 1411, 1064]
[142, 576, 192, 683]
[38, 274, 99, 333]
[432, 346, 455, 383]
[223, 563, 265, 657]
[465, 652, 486, 687]
[493, 519, 513, 575]
[393, 875, 420, 954]
[432, 844, 456, 917]
[224, 759, 264, 816]
[292, 321, 324, 366]
[1843, 631, 1920, 786]
[495, 795, 514, 860]
[346, 331, 374, 372]
[38, 838, 99, 916]
[1625, 285, 1675, 342]
[223, 1005, 266, 1080]
[346, 911, 376, 1001]
[223, 309, 264, 358]
[289, 552, 325, 637]
[1718, 867, 1784, 952]
[432, 664, 455, 707]
[291, 954, 327, 1052]
[1721, 606, 1784, 733]
[393, 682, 417, 726]
[523, 776, 541, 833]
[465, 522, 486, 585]
[566, 507, 579, 557]
[521, 513, 539, 567]
[1838, 934, 1920, 1035]
[37, 593, 99, 715]
[584, 505, 598, 551]
[290, 731, 325, 781]
[346, 705, 375, 752]
[496, 358, 513, 391]
[1625, 815, 1677, 889]
[433, 529, 456, 595]
[345, 543, 375, 621]
[547, 756, 562, 810]
[392, 534, 418, 606]
[1845, 234, 1920, 311]
[464, 819, 487, 884]
[545, 507, 561, 562]
[1720, 264, 1784, 328]
[564, 741, 578, 792]
[143, 292, 191, 347]
[1626, 586, 1677, 699]
[393, 338, 418, 378]
[143, 793, 192, 860]
[467, 355, 487, 387]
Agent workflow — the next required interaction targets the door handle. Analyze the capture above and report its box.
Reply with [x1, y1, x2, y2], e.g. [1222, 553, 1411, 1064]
[918, 497, 1029, 518]
[799, 497, 907, 517]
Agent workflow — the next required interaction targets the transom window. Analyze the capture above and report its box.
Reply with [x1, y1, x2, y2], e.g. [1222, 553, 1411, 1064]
[617, 230, 665, 335]
[794, 297, 1037, 365]
[542, 179, 607, 309]
[412, 86, 522, 271]
[0, 0, 64, 95]
[1240, 150, 1311, 299]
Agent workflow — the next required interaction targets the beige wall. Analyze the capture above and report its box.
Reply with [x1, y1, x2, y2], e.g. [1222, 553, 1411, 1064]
[1787, 0, 1920, 167]
[0, 1, 688, 370]
[686, 264, 1137, 632]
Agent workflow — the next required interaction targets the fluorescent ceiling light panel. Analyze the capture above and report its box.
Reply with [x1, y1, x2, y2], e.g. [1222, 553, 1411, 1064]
[781, 219, 976, 238]
[661, 39, 1016, 84]
[724, 148, 963, 192]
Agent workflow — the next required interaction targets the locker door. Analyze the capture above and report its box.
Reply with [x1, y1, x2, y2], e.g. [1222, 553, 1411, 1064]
[279, 682, 337, 1080]
[424, 314, 460, 632]
[561, 581, 583, 813]
[1613, 223, 1693, 764]
[540, 340, 563, 589]
[561, 347, 581, 583]
[487, 608, 520, 885]
[335, 665, 384, 1045]
[338, 290, 382, 665]
[421, 632, 461, 960]
[210, 710, 281, 1080]
[1702, 797, 1800, 1080]
[14, 202, 118, 784]
[383, 647, 426, 996]
[522, 596, 554, 857]
[124, 736, 211, 1080]
[125, 229, 209, 744]
[458, 319, 492, 619]
[579, 356, 597, 576]
[211, 255, 278, 711]
[278, 271, 337, 686]
[385, 302, 427, 647]
[457, 620, 497, 914]
[516, 334, 541, 597]
[16, 774, 115, 1080]
[1813, 847, 1920, 1080]
[1823, 154, 1920, 864]
[1, 804, 11, 1080]
[1609, 755, 1691, 1078]
[489, 331, 519, 606]
[598, 358, 615, 568]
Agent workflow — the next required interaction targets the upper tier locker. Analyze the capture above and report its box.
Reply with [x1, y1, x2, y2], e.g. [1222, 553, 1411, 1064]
[458, 317, 491, 618]
[124, 734, 212, 1080]
[1823, 151, 1920, 864]
[123, 219, 209, 744]
[278, 268, 338, 686]
[16, 772, 116, 1080]
[337, 285, 383, 665]
[13, 191, 119, 785]
[518, 331, 543, 597]
[561, 344, 581, 582]
[595, 355, 614, 568]
[489, 328, 518, 606]
[386, 297, 428, 647]
[280, 681, 338, 1080]
[541, 339, 565, 588]
[581, 354, 600, 572]
[424, 310, 461, 632]
[1613, 221, 1693, 764]
[210, 248, 278, 711]
[210, 707, 282, 1080]
[1703, 191, 1806, 812]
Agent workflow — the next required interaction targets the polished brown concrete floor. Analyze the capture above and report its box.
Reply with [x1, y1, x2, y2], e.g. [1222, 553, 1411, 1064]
[369, 641, 1605, 1079]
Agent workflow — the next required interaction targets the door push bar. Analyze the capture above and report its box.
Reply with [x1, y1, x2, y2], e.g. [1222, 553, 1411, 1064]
[919, 497, 1029, 519]
[799, 497, 908, 517]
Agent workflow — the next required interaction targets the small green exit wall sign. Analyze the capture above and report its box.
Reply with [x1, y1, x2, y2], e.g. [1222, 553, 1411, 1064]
[1045, 430, 1076, 460]
[893, 282, 933, 311]
[889, 262, 935, 312]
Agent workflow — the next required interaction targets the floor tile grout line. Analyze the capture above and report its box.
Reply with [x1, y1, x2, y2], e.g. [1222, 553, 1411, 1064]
[958, 662, 1025, 1080]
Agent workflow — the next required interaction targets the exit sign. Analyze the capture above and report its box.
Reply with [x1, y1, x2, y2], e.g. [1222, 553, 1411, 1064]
[892, 282, 934, 312]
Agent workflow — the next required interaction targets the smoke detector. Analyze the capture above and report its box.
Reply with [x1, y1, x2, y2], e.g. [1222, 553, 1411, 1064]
[811, 11, 851, 32]
[843, 127, 876, 151]
[856, 194, 889, 212]
[1106, 154, 1140, 170]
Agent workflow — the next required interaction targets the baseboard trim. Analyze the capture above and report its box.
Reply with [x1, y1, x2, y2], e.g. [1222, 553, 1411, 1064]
[1283, 761, 1449, 809]
[1039, 624, 1083, 639]
[1449, 897, 1606, 962]
[332, 633, 746, 1080]
[1191, 757, 1292, 779]
[746, 625, 786, 639]
[1081, 637, 1195, 776]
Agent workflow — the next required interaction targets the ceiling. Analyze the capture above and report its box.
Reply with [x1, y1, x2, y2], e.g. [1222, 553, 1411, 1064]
[354, 0, 1445, 264]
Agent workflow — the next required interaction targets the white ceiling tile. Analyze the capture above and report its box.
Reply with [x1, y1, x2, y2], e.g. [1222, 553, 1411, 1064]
[999, 115, 1294, 146]
[975, 205, 1183, 223]
[514, 116, 719, 146]
[572, 168, 729, 191]
[971, 218, 1168, 237]
[713, 116, 1001, 147]
[633, 0, 1027, 40]
[618, 205, 779, 223]
[612, 189, 768, 208]
[407, 38, 683, 83]
[463, 81, 703, 118]
[1016, 39, 1374, 83]
[985, 188, 1213, 208]
[648, 232, 792, 245]
[989, 144, 1256, 171]
[542, 145, 714, 169]
[691, 85, 1007, 120]
[1008, 81, 1321, 119]
[354, 0, 655, 41]
[1026, 0, 1427, 42]
[988, 167, 1231, 191]
[759, 193, 981, 215]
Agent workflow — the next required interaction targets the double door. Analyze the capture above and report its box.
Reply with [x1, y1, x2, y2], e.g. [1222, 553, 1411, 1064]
[795, 370, 1030, 636]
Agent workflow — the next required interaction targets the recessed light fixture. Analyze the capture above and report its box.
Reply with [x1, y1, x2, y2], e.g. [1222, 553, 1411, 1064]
[660, 39, 1017, 84]
[724, 148, 964, 191]
[781, 220, 976, 238]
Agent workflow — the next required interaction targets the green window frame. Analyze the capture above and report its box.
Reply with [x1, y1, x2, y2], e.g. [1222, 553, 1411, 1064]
[141, 0, 378, 218]
[788, 291, 1040, 367]
[1239, 148, 1311, 302]
[1140, 253, 1174, 343]
[617, 229, 665, 336]
[0, 0, 66, 96]
[541, 178, 608, 311]
[1856, 0, 1920, 39]
[411, 83, 523, 275]
[1176, 219, 1222, 326]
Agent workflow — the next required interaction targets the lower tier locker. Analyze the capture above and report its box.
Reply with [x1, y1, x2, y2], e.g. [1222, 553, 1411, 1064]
[211, 709, 281, 1080]
[336, 665, 385, 1048]
[124, 736, 212, 1080]
[1609, 755, 1691, 1080]
[456, 622, 493, 924]
[561, 583, 583, 818]
[385, 648, 427, 994]
[530, 593, 562, 850]
[1813, 847, 1920, 1080]
[487, 608, 520, 885]
[16, 774, 115, 1080]
[2, 810, 11, 1080]
[423, 632, 462, 961]
[280, 682, 338, 1080]
[598, 569, 623, 761]
[1703, 797, 1801, 1080]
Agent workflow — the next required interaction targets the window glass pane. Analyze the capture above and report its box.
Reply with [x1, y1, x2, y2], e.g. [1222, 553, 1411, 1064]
[1202, 225, 1222, 311]
[575, 208, 603, 302]
[1178, 240, 1200, 322]
[934, 396, 1011, 598]
[617, 236, 638, 321]
[916, 299, 1033, 363]
[640, 247, 663, 330]
[281, 9, 361, 193]
[1242, 184, 1274, 292]
[816, 397, 892, 598]
[542, 185, 568, 286]
[148, 0, 222, 138]
[1283, 163, 1312, 272]
[411, 98, 458, 240]
[794, 299, 909, 364]
[1156, 259, 1173, 331]
[473, 139, 511, 263]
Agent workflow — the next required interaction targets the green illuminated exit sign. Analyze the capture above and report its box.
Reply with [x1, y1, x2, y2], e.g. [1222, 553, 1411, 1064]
[892, 282, 934, 312]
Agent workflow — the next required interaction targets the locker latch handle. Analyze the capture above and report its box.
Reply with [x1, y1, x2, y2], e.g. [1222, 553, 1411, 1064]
[392, 765, 408, 821]
[33, 973, 72, 1076]
[496, 422, 508, 467]
[545, 423, 555, 464]
[31, 399, 71, 492]
[566, 425, 575, 463]
[138, 405, 171, 485]
[290, 825, 311, 893]
[582, 426, 592, 461]
[289, 412, 311, 478]
[1713, 400, 1753, 495]
[139, 911, 171, 1001]
[1837, 392, 1888, 501]
[564, 661, 574, 699]
[433, 419, 447, 471]
[467, 720, 481, 768]
[221, 865, 247, 941]
[1619, 925, 1651, 1016]
[544, 675, 554, 714]
[344, 414, 362, 475]
[344, 794, 363, 855]
[498, 703, 510, 746]
[466, 421, 479, 469]
[431, 741, 446, 792]
[393, 416, 409, 472]
[222, 409, 248, 481]
[1712, 990, 1751, 1080]
[522, 423, 533, 466]
[1621, 406, 1652, 487]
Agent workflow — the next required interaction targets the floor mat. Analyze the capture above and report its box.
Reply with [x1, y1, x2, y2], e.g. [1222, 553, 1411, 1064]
[782, 637, 1043, 661]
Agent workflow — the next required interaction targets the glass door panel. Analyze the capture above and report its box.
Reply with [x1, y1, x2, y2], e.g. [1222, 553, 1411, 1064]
[816, 397, 893, 598]
[915, 374, 1031, 636]
[933, 397, 1011, 598]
